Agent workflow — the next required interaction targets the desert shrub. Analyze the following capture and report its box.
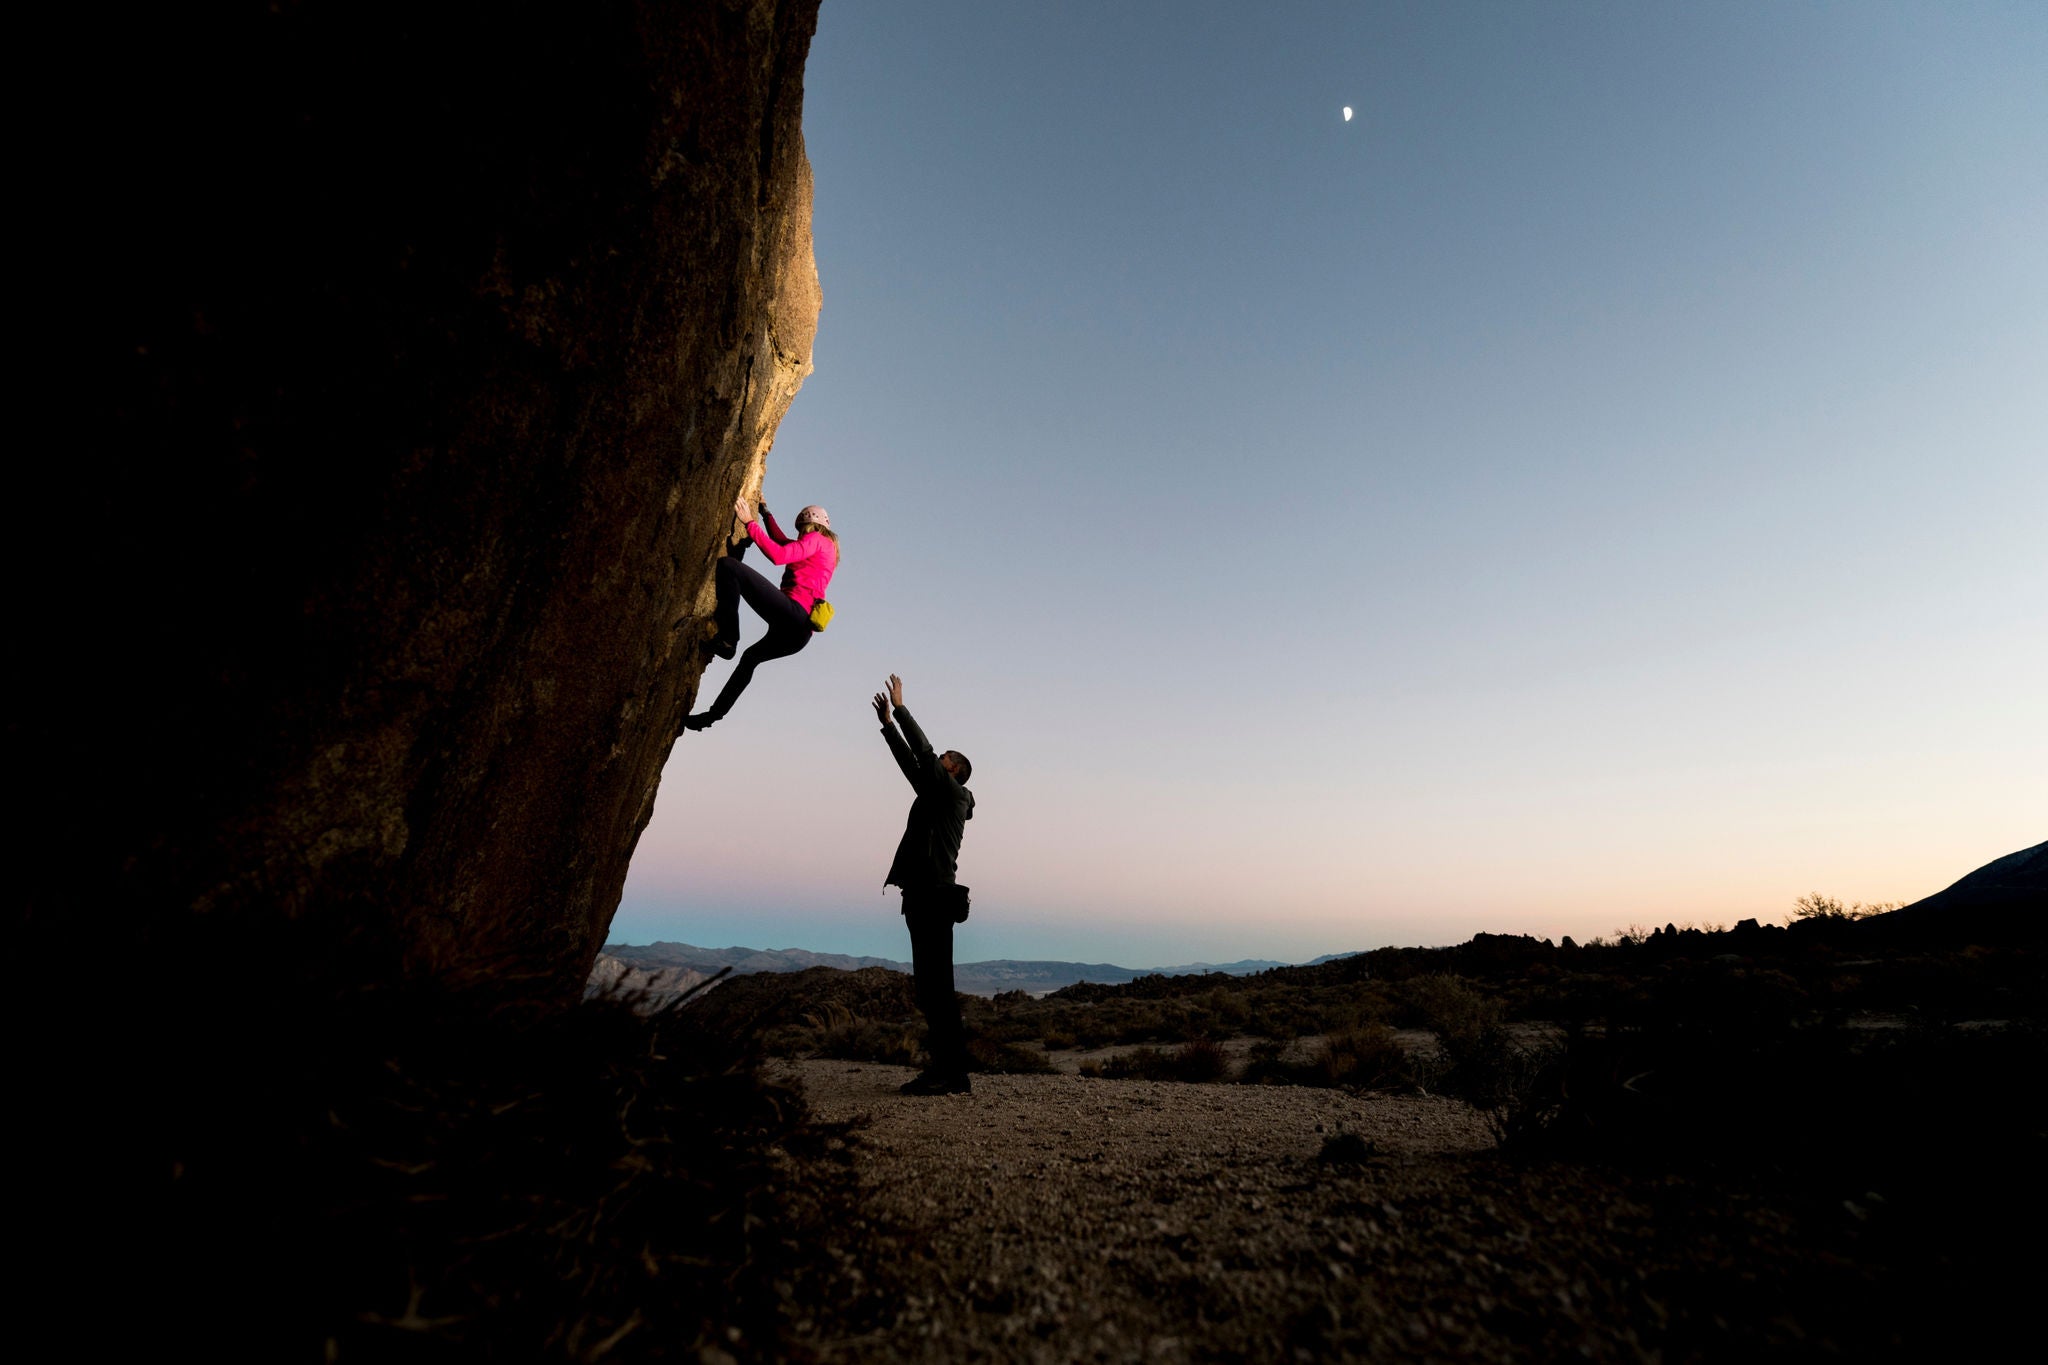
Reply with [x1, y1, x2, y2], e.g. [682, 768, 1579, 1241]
[778, 996, 1058, 1074]
[1312, 1024, 1413, 1090]
[967, 1037, 1057, 1074]
[1399, 973, 1504, 1045]
[1138, 1002, 1228, 1047]
[1241, 1004, 1310, 1041]
[1093, 1046, 1174, 1081]
[1021, 998, 1174, 1049]
[1171, 1036, 1231, 1082]
[1239, 1025, 1413, 1091]
[1466, 1038, 1568, 1147]
[1230, 982, 1389, 1041]
[1385, 974, 1525, 1102]
[1159, 1003, 1228, 1046]
[963, 1012, 1042, 1045]
[1202, 985, 1251, 1030]
[795, 1002, 923, 1066]
[1235, 1040, 1297, 1085]
[1081, 1055, 1163, 1080]
[1005, 971, 1402, 1049]
[1089, 1039, 1232, 1084]
[691, 964, 918, 1038]
[1028, 996, 1240, 1048]
[1790, 892, 1903, 922]
[1316, 1131, 1382, 1167]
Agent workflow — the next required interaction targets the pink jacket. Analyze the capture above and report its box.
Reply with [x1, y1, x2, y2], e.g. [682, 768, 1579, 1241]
[749, 511, 838, 610]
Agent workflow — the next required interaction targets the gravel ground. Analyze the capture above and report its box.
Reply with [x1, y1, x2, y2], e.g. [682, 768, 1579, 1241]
[779, 1060, 1902, 1364]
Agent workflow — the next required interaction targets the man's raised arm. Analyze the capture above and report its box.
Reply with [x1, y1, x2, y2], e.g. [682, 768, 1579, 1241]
[873, 687, 920, 787]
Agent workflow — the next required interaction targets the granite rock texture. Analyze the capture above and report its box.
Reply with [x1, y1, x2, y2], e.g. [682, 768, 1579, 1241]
[38, 0, 822, 988]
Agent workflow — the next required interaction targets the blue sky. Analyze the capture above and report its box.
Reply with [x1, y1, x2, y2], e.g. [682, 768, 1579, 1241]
[615, 1, 2046, 966]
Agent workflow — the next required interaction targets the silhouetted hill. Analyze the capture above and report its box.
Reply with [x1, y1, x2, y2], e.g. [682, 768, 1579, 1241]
[1867, 839, 2047, 947]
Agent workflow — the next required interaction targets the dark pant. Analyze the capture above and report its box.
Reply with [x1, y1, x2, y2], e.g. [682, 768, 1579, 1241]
[701, 553, 811, 720]
[902, 891, 968, 1076]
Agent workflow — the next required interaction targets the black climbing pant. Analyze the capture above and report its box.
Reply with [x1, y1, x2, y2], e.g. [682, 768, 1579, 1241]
[700, 552, 812, 721]
[903, 891, 969, 1077]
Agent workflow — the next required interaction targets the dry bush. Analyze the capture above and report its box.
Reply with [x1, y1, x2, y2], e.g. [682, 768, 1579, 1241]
[1313, 1024, 1413, 1090]
[1400, 973, 1504, 1046]
[1315, 1131, 1383, 1167]
[1789, 892, 1904, 923]
[1172, 1036, 1232, 1082]
[1091, 1046, 1174, 1081]
[966, 1037, 1058, 1074]
[1238, 1025, 1412, 1091]
[1468, 1039, 1568, 1147]
[1088, 1039, 1233, 1084]
[795, 1001, 924, 1067]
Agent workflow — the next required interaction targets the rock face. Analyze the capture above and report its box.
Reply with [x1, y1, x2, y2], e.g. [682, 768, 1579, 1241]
[34, 2, 822, 990]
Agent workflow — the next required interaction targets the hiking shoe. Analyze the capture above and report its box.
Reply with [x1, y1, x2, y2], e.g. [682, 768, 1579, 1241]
[897, 1071, 972, 1096]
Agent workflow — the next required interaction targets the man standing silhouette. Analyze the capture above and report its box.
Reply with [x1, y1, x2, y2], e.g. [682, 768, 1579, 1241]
[872, 673, 976, 1095]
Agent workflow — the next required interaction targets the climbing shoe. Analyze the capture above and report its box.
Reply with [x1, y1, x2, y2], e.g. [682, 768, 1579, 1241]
[689, 616, 736, 660]
[679, 712, 718, 733]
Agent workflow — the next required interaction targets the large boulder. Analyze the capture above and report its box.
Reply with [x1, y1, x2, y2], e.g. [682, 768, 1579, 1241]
[28, 0, 823, 990]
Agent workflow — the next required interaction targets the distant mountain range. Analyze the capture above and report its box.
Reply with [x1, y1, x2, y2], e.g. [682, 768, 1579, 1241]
[590, 840, 2047, 1008]
[597, 940, 1361, 997]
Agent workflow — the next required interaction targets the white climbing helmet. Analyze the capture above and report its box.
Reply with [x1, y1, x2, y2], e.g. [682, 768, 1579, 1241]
[798, 505, 831, 531]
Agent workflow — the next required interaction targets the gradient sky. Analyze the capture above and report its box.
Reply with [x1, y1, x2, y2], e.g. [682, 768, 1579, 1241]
[614, 1, 2047, 966]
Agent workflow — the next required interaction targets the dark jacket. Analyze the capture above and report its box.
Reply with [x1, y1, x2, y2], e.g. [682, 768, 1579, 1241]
[881, 705, 974, 891]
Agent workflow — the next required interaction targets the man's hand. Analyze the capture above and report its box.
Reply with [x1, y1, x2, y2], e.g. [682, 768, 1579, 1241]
[886, 674, 904, 709]
[733, 494, 753, 523]
[871, 692, 890, 725]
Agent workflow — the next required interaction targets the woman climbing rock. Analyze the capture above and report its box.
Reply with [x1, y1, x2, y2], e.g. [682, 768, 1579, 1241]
[681, 494, 838, 731]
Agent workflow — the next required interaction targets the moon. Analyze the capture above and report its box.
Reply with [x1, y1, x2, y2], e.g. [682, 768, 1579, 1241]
[1342, 106, 1353, 122]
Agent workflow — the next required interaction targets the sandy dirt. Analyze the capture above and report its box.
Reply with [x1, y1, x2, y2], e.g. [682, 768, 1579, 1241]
[779, 1060, 1860, 1364]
